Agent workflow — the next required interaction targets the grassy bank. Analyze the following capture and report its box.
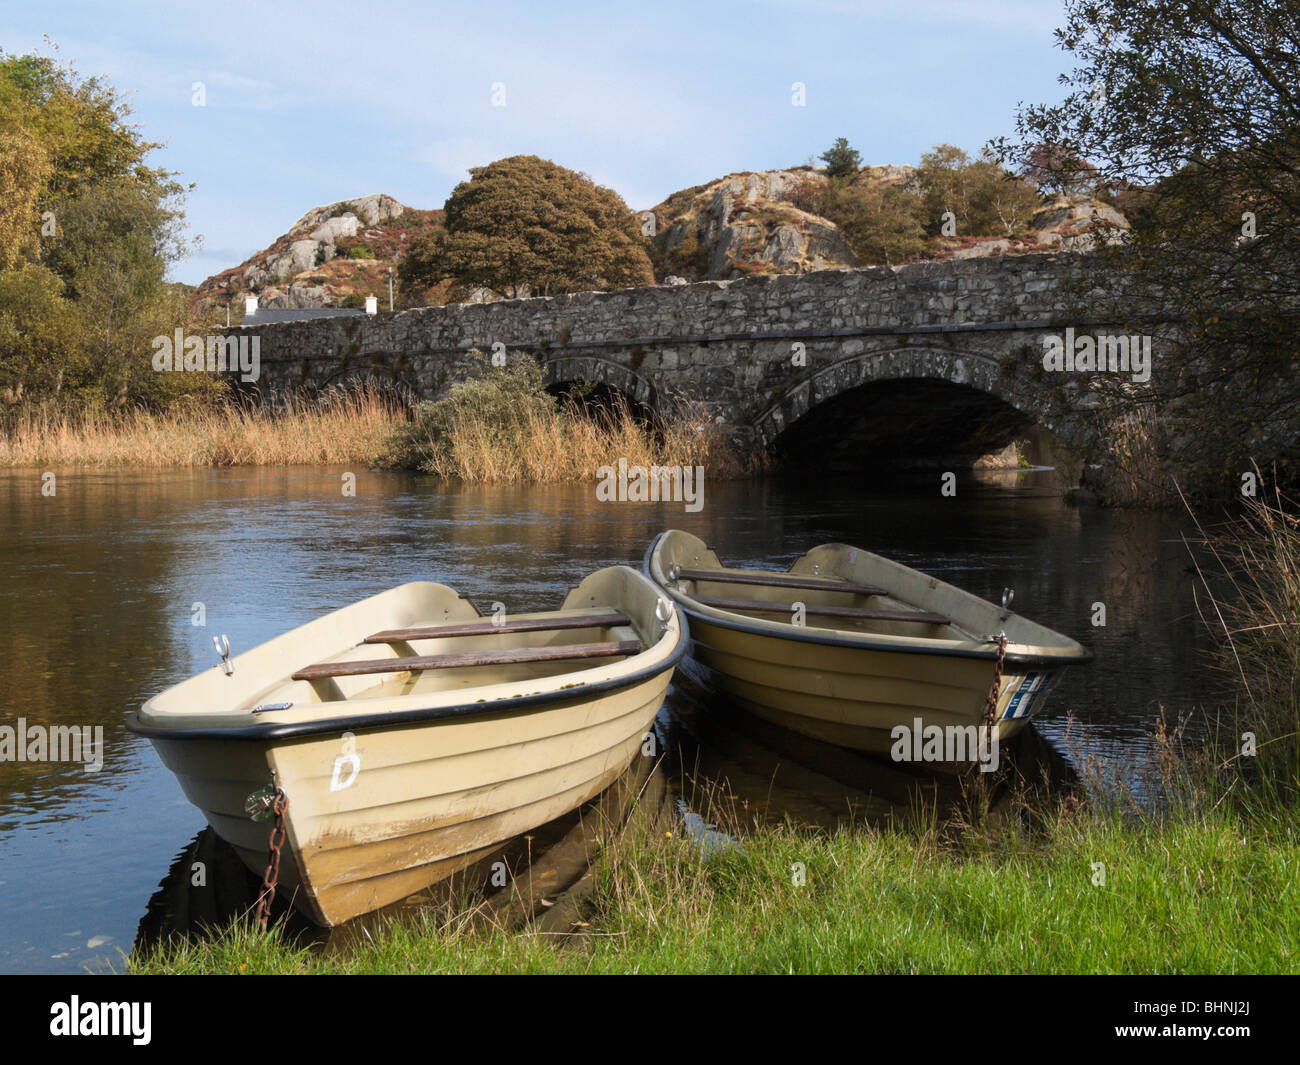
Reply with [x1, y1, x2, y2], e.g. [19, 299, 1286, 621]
[130, 802, 1299, 974]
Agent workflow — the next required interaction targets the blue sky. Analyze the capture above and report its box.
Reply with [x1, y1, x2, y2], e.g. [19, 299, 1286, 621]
[5, 0, 1074, 284]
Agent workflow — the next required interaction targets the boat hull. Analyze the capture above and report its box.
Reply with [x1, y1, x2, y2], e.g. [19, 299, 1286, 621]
[146, 670, 671, 926]
[646, 530, 1085, 771]
[685, 612, 1056, 760]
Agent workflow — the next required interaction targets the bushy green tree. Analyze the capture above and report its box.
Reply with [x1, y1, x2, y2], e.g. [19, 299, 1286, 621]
[0, 124, 49, 270]
[400, 156, 654, 300]
[820, 179, 926, 265]
[0, 48, 198, 409]
[968, 149, 1042, 236]
[916, 145, 1040, 237]
[0, 264, 82, 402]
[997, 0, 1300, 494]
[917, 144, 975, 233]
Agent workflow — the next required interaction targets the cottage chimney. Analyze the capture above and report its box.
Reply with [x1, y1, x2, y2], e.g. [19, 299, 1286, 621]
[365, 294, 378, 316]
[244, 294, 258, 317]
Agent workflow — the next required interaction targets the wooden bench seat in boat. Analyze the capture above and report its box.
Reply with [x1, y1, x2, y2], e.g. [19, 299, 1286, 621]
[673, 568, 886, 598]
[692, 594, 950, 626]
[293, 639, 642, 682]
[364, 611, 631, 644]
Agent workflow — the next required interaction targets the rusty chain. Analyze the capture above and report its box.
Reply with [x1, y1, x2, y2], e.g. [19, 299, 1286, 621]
[981, 632, 1008, 731]
[254, 787, 287, 931]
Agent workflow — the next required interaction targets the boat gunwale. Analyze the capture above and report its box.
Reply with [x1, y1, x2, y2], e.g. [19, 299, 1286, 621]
[124, 625, 687, 742]
[128, 565, 690, 742]
[643, 532, 1093, 669]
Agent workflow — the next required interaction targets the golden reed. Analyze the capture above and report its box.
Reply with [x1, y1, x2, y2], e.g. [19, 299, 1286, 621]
[2, 385, 751, 480]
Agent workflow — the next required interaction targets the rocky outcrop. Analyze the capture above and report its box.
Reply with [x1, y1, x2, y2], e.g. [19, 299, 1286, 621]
[650, 170, 857, 281]
[193, 194, 442, 319]
[1028, 198, 1128, 249]
[939, 196, 1129, 260]
[244, 195, 406, 289]
[645, 168, 1129, 281]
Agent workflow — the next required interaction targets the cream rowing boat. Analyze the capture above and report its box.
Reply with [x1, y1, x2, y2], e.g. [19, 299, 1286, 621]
[126, 566, 686, 926]
[645, 530, 1090, 769]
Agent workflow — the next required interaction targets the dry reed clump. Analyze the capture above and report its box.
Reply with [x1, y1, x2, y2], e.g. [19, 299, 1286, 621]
[1, 365, 756, 483]
[1181, 478, 1300, 807]
[1099, 404, 1179, 507]
[418, 402, 746, 483]
[0, 384, 410, 468]
[378, 354, 754, 482]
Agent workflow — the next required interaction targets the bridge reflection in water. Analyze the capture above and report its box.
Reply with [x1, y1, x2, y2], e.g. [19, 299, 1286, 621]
[132, 674, 1079, 962]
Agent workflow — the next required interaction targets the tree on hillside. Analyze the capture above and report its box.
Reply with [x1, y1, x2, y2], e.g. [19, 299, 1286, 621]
[917, 144, 1040, 237]
[399, 156, 654, 300]
[916, 144, 976, 233]
[996, 0, 1300, 493]
[819, 138, 862, 179]
[968, 149, 1042, 236]
[820, 179, 926, 265]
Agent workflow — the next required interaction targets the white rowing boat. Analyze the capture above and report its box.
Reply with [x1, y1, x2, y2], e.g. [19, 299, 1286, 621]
[646, 530, 1089, 769]
[127, 566, 686, 926]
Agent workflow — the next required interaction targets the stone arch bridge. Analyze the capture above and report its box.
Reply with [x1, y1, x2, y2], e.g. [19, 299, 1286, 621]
[234, 254, 1146, 470]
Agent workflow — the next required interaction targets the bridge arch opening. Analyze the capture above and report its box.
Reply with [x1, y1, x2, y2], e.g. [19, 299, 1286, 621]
[545, 379, 659, 430]
[770, 377, 1065, 475]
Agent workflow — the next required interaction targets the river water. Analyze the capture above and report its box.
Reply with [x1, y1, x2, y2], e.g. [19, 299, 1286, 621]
[0, 465, 1218, 973]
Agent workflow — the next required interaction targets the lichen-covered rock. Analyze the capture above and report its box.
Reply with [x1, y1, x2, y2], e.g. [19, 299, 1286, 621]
[1032, 198, 1127, 235]
[309, 215, 360, 245]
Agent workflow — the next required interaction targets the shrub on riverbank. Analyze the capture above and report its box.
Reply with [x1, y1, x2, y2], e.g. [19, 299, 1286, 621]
[378, 354, 748, 482]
